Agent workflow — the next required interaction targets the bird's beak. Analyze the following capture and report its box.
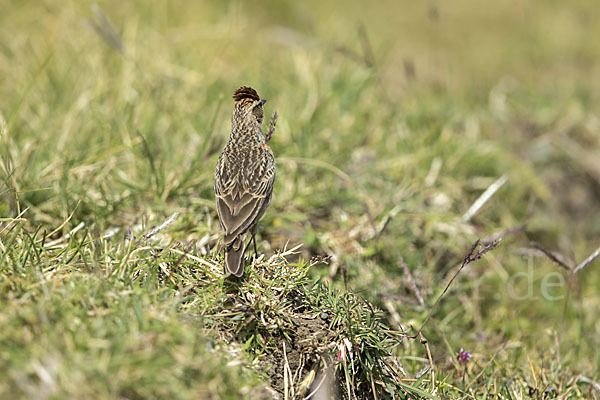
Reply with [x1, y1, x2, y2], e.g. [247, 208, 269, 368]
[260, 99, 267, 106]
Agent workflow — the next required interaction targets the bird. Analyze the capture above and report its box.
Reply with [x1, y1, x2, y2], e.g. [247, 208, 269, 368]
[214, 86, 276, 277]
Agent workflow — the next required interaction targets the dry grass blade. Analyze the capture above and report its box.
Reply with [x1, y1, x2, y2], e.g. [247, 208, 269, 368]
[481, 222, 527, 245]
[83, 4, 125, 54]
[357, 23, 375, 68]
[305, 358, 332, 400]
[573, 245, 600, 274]
[462, 174, 508, 222]
[529, 242, 572, 271]
[283, 342, 290, 400]
[370, 373, 378, 400]
[558, 135, 600, 184]
[362, 201, 378, 239]
[577, 376, 600, 392]
[123, 212, 180, 248]
[169, 249, 220, 279]
[0, 207, 29, 236]
[399, 253, 425, 307]
[335, 24, 375, 68]
[481, 194, 533, 245]
[140, 212, 179, 243]
[419, 332, 435, 393]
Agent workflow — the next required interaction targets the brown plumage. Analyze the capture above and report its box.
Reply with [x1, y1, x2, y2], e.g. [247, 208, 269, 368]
[214, 86, 276, 277]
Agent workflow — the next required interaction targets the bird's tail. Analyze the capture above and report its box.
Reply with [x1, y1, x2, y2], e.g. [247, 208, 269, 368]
[224, 236, 245, 277]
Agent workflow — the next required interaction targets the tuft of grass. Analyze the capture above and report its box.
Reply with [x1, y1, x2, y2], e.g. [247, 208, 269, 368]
[0, 217, 267, 399]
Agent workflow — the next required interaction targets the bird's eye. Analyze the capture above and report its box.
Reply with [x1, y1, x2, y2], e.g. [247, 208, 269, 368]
[252, 104, 264, 121]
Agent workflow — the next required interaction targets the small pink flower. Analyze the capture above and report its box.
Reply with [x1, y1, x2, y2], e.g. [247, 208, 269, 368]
[457, 348, 471, 364]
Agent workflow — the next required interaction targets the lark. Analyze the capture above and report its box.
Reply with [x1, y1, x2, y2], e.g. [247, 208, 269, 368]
[214, 86, 276, 277]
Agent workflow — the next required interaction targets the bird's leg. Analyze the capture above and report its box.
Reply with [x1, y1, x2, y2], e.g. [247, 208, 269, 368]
[249, 225, 259, 261]
[241, 234, 254, 262]
[252, 233, 258, 258]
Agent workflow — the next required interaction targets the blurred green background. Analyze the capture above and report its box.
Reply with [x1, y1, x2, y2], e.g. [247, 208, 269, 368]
[1, 0, 599, 398]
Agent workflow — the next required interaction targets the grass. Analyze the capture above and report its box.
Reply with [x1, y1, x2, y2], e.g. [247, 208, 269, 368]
[1, 0, 600, 398]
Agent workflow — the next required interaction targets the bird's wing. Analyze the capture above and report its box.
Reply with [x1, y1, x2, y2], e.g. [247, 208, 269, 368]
[215, 149, 275, 246]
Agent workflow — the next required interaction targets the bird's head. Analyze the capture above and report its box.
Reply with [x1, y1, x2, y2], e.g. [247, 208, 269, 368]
[232, 86, 266, 126]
